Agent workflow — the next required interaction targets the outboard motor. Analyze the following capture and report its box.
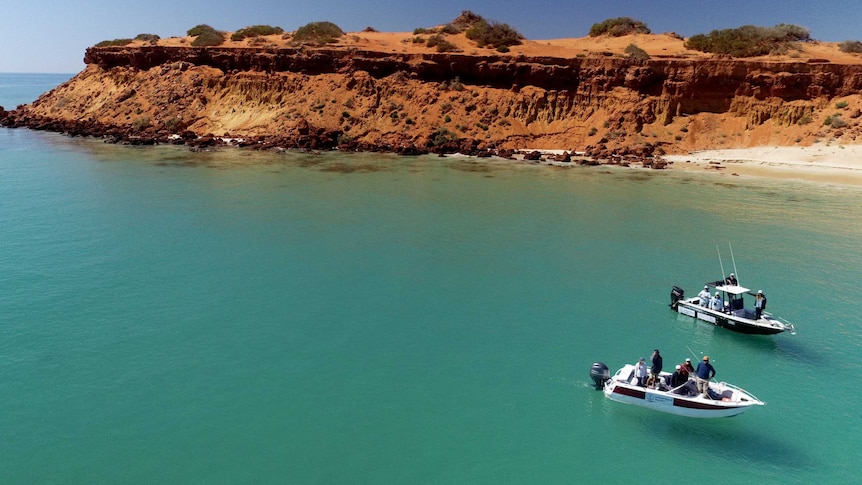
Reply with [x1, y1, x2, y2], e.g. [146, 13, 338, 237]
[589, 362, 610, 390]
[670, 286, 685, 309]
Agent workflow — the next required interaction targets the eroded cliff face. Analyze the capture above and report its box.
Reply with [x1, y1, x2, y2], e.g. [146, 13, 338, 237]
[3, 44, 862, 158]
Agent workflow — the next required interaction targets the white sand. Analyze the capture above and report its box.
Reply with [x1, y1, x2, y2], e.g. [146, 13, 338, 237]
[663, 144, 862, 186]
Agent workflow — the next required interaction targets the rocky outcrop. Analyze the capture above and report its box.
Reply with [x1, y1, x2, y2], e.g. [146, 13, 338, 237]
[4, 44, 862, 162]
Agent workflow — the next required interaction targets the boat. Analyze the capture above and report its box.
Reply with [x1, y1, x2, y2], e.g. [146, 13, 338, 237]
[670, 282, 794, 335]
[670, 245, 795, 335]
[589, 362, 764, 418]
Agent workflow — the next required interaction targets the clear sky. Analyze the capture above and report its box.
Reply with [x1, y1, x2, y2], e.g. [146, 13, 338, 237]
[2, 0, 861, 73]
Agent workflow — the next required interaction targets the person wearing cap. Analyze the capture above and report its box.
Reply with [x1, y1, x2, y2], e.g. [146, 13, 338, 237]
[755, 290, 767, 319]
[671, 364, 686, 388]
[710, 291, 723, 311]
[681, 358, 695, 377]
[635, 358, 648, 386]
[698, 285, 711, 307]
[695, 356, 716, 398]
[725, 273, 738, 285]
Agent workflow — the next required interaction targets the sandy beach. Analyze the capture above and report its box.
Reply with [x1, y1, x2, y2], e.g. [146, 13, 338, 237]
[663, 144, 862, 186]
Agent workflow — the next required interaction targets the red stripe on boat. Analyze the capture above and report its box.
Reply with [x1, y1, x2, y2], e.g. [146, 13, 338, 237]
[613, 386, 645, 399]
[673, 398, 729, 410]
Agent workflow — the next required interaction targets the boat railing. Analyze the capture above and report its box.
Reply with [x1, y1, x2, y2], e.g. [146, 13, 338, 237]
[774, 316, 796, 334]
[717, 381, 765, 404]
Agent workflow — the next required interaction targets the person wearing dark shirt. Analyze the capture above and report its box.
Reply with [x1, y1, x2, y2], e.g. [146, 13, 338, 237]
[725, 273, 738, 285]
[648, 349, 663, 387]
[671, 365, 686, 388]
[695, 356, 716, 397]
[755, 290, 767, 319]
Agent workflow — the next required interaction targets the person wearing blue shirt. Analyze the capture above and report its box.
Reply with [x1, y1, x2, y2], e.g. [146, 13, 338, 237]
[695, 356, 716, 398]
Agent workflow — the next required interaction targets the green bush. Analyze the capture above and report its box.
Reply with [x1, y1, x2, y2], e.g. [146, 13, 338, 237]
[839, 40, 862, 53]
[685, 24, 810, 57]
[293, 21, 344, 44]
[187, 24, 225, 46]
[431, 127, 459, 146]
[465, 19, 523, 49]
[95, 39, 133, 47]
[187, 24, 216, 36]
[134, 33, 160, 43]
[437, 24, 457, 35]
[836, 101, 849, 109]
[426, 35, 459, 52]
[589, 17, 650, 37]
[831, 115, 848, 128]
[449, 10, 484, 33]
[192, 30, 225, 46]
[624, 43, 650, 60]
[231, 25, 284, 41]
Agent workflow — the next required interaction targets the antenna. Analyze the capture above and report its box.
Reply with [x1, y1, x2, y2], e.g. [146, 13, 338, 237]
[729, 242, 739, 285]
[716, 245, 726, 284]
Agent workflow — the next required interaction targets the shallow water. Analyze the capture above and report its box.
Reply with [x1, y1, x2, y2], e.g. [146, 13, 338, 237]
[1, 73, 861, 483]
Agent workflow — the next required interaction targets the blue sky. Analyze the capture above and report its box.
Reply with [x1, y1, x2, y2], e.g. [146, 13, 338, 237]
[2, 0, 860, 73]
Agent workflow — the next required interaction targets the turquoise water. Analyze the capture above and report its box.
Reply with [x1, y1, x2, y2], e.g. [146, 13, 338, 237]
[1, 74, 861, 483]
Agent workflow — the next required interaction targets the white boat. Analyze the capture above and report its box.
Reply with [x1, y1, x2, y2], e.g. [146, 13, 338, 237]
[670, 282, 794, 335]
[590, 362, 764, 418]
[670, 245, 795, 335]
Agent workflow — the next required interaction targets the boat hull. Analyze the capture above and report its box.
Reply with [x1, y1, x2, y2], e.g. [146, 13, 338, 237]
[604, 383, 755, 418]
[674, 299, 788, 335]
[600, 365, 764, 418]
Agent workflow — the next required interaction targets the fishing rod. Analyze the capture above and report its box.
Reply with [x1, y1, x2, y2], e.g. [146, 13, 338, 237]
[686, 346, 717, 364]
[729, 242, 740, 286]
[716, 245, 727, 284]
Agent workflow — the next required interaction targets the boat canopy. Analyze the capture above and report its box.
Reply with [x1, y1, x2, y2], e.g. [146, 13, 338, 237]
[714, 284, 750, 295]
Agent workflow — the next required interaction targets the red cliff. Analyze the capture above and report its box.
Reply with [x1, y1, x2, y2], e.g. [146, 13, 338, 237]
[4, 32, 862, 160]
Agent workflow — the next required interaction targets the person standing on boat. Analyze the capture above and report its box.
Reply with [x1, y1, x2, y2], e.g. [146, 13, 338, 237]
[755, 290, 767, 319]
[695, 356, 716, 398]
[725, 273, 738, 285]
[650, 349, 663, 379]
[698, 285, 711, 306]
[635, 358, 648, 386]
[710, 292, 723, 311]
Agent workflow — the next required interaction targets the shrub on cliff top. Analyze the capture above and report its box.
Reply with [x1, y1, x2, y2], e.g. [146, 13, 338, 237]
[187, 24, 226, 46]
[839, 40, 862, 53]
[187, 24, 216, 36]
[134, 33, 160, 43]
[448, 11, 484, 32]
[624, 43, 650, 60]
[192, 30, 226, 46]
[292, 21, 344, 45]
[95, 38, 133, 47]
[231, 25, 284, 41]
[426, 35, 460, 52]
[465, 19, 523, 49]
[685, 24, 810, 57]
[589, 17, 651, 37]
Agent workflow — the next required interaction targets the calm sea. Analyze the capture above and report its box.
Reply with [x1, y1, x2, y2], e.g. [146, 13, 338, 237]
[1, 73, 861, 484]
